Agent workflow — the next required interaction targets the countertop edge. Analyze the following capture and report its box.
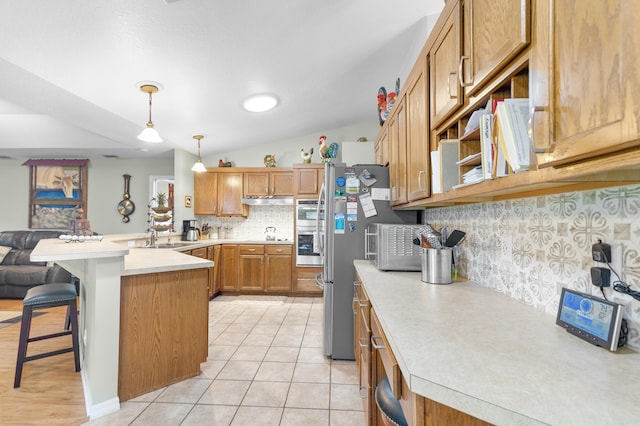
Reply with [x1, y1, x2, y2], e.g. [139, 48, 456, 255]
[354, 259, 640, 426]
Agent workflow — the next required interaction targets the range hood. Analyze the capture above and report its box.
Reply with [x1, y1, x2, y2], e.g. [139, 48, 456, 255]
[242, 196, 294, 206]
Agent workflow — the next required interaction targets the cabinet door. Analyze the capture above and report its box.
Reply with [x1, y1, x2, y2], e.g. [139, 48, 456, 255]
[461, 0, 530, 96]
[375, 127, 389, 167]
[194, 171, 217, 215]
[389, 97, 408, 206]
[238, 245, 265, 291]
[219, 245, 238, 291]
[218, 172, 247, 216]
[294, 266, 323, 294]
[533, 0, 640, 167]
[212, 245, 221, 294]
[294, 165, 324, 198]
[244, 172, 270, 197]
[430, 2, 462, 127]
[406, 61, 430, 202]
[190, 247, 207, 259]
[265, 246, 292, 291]
[270, 171, 293, 196]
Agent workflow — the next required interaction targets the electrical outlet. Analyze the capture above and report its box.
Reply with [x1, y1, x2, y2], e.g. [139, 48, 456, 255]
[501, 235, 513, 262]
[593, 242, 623, 286]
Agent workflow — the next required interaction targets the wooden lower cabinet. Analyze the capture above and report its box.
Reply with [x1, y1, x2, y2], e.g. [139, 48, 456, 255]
[119, 268, 209, 401]
[265, 245, 292, 292]
[367, 301, 491, 426]
[294, 266, 323, 295]
[354, 278, 374, 425]
[219, 244, 239, 291]
[211, 245, 221, 295]
[238, 245, 265, 291]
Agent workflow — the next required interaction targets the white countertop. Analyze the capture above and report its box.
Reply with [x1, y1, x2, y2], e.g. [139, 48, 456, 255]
[31, 238, 129, 261]
[122, 248, 213, 276]
[354, 260, 640, 426]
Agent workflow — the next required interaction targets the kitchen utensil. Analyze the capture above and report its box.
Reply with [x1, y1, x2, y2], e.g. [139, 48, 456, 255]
[444, 230, 466, 247]
[265, 226, 276, 241]
[117, 174, 135, 223]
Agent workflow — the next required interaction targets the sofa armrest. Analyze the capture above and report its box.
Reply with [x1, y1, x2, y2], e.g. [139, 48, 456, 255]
[47, 264, 73, 285]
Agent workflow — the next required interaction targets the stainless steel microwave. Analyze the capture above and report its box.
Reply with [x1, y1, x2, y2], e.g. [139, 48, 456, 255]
[364, 223, 423, 271]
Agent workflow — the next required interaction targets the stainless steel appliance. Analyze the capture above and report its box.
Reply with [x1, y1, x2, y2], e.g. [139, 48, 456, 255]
[317, 163, 418, 359]
[296, 199, 322, 266]
[182, 219, 199, 241]
[364, 223, 424, 271]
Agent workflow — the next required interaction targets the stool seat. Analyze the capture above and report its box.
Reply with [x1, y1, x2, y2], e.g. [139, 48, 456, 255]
[14, 282, 81, 388]
[375, 376, 408, 426]
[23, 282, 77, 307]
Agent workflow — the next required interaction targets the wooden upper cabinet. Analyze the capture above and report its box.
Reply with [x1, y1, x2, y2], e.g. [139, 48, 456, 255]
[244, 170, 293, 197]
[388, 97, 408, 206]
[460, 0, 530, 97]
[293, 164, 324, 198]
[406, 60, 430, 202]
[374, 127, 389, 166]
[271, 171, 293, 196]
[244, 171, 270, 197]
[430, 2, 462, 128]
[532, 0, 640, 167]
[218, 172, 248, 217]
[194, 171, 218, 215]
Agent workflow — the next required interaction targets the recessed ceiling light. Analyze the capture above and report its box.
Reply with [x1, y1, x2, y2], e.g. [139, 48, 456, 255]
[242, 94, 279, 112]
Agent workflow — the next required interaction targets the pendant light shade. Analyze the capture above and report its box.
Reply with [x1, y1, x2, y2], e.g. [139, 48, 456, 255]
[137, 84, 163, 143]
[191, 135, 207, 173]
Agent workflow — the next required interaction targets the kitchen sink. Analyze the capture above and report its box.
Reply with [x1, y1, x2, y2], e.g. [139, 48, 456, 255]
[141, 241, 196, 249]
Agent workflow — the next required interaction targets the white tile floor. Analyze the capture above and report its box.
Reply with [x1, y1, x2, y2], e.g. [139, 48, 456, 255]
[83, 295, 365, 426]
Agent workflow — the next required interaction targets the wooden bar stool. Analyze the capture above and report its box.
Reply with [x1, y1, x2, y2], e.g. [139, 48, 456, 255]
[14, 283, 81, 388]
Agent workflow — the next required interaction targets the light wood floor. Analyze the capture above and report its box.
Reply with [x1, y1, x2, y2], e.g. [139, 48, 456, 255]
[0, 298, 88, 426]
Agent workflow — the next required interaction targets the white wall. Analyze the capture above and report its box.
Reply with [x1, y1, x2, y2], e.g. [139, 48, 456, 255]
[203, 120, 380, 167]
[0, 157, 174, 234]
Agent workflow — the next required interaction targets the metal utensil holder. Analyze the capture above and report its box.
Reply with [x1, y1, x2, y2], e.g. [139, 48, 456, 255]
[421, 248, 453, 284]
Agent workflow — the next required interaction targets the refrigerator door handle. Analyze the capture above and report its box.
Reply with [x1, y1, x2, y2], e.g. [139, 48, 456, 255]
[314, 272, 324, 289]
[316, 183, 325, 259]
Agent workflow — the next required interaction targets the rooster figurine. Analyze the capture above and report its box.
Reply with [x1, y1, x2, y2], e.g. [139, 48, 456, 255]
[218, 159, 232, 167]
[318, 135, 339, 163]
[300, 147, 313, 163]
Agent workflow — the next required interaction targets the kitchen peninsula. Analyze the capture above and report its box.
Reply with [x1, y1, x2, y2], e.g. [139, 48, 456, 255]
[31, 237, 213, 420]
[354, 260, 640, 425]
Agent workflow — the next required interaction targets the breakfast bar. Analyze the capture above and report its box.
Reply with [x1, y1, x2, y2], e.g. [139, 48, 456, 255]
[31, 238, 213, 420]
[354, 259, 640, 425]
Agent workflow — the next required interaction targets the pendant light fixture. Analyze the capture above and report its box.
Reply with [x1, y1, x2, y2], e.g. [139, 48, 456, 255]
[137, 84, 163, 143]
[191, 135, 207, 173]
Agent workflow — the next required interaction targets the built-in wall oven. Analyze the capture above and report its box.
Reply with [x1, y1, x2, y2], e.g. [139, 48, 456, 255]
[296, 199, 323, 266]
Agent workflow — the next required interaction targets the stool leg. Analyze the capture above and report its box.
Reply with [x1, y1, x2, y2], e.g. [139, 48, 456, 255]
[14, 306, 34, 388]
[69, 299, 81, 372]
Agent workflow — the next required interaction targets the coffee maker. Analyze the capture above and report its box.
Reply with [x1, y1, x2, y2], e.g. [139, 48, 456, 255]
[182, 219, 199, 241]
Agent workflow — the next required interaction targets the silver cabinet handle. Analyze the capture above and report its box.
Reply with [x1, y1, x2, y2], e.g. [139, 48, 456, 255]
[359, 337, 369, 349]
[418, 170, 425, 191]
[458, 56, 471, 87]
[447, 72, 457, 99]
[371, 336, 384, 350]
[528, 105, 547, 153]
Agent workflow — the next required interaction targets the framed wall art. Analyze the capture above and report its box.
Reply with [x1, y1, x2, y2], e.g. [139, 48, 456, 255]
[22, 159, 88, 229]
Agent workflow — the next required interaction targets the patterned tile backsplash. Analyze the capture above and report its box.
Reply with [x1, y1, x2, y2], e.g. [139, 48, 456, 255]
[423, 184, 640, 351]
[198, 205, 294, 242]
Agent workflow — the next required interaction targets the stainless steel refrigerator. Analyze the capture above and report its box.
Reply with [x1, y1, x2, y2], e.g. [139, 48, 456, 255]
[316, 163, 418, 360]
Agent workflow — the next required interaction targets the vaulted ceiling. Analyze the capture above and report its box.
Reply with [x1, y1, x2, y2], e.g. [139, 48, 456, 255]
[0, 0, 443, 159]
